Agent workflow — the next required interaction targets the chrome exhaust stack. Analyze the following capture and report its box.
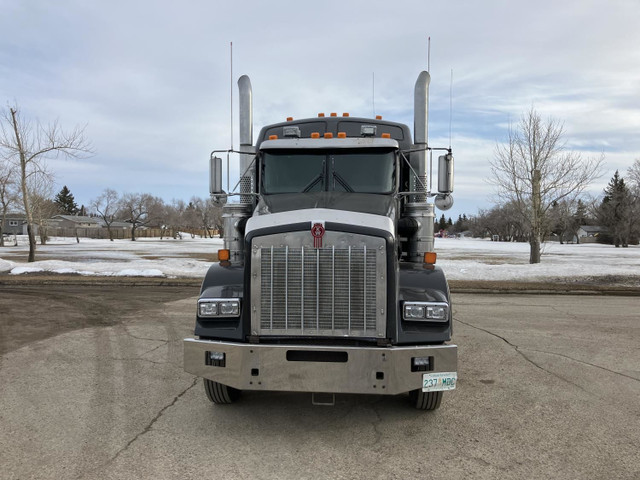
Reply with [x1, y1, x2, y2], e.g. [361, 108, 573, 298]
[404, 71, 435, 262]
[221, 75, 255, 264]
[411, 71, 430, 203]
[238, 75, 255, 206]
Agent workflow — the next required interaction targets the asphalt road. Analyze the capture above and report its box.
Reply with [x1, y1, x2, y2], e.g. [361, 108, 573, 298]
[0, 285, 638, 479]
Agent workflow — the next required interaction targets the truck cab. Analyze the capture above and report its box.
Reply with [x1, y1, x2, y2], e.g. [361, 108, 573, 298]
[184, 72, 457, 410]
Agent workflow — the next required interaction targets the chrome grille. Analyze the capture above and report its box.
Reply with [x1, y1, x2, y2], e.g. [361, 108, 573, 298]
[251, 232, 386, 337]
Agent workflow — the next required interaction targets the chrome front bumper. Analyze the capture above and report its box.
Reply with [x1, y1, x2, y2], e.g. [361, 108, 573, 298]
[183, 338, 457, 395]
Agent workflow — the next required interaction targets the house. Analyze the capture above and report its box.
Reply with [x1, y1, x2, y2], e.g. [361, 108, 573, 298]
[1, 214, 26, 235]
[49, 215, 102, 229]
[576, 225, 607, 244]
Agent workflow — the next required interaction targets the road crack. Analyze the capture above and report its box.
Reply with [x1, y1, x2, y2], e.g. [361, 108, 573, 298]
[77, 377, 199, 479]
[519, 347, 640, 382]
[454, 317, 590, 394]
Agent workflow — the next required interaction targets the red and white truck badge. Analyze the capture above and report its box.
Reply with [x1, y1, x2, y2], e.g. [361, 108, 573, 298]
[311, 222, 325, 248]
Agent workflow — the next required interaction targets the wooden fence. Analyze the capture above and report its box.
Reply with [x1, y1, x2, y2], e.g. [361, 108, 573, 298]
[41, 227, 220, 240]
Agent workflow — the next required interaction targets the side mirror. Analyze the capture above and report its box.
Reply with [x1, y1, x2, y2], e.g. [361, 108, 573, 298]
[210, 156, 223, 195]
[437, 153, 454, 194]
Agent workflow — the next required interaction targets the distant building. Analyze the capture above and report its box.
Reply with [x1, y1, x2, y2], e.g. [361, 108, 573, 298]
[576, 225, 607, 244]
[2, 214, 26, 235]
[49, 215, 102, 229]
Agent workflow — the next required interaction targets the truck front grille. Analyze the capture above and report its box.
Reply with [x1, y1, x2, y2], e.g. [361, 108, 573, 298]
[250, 233, 387, 338]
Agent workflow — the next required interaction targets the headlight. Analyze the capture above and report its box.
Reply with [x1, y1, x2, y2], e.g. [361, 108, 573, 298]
[198, 298, 241, 318]
[403, 302, 449, 322]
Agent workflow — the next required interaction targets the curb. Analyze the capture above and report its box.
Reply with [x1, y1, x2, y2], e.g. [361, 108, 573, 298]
[1, 274, 638, 296]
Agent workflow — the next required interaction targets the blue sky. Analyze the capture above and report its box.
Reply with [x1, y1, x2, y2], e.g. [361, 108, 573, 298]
[2, 0, 639, 220]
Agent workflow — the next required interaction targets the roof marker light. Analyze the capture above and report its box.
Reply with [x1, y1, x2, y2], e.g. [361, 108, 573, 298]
[311, 132, 320, 138]
[381, 133, 391, 139]
[324, 132, 334, 139]
[268, 135, 278, 140]
[342, 112, 349, 117]
[337, 132, 347, 138]
[376, 115, 382, 120]
[318, 113, 325, 117]
[330, 112, 337, 117]
[286, 117, 293, 122]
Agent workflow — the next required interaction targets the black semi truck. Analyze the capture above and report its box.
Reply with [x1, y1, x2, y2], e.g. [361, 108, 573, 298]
[184, 70, 457, 410]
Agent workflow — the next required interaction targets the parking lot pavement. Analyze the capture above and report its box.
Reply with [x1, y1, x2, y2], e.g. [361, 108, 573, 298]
[0, 287, 639, 479]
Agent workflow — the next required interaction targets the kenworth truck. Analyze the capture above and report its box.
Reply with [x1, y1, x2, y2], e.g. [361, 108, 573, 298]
[183, 70, 457, 410]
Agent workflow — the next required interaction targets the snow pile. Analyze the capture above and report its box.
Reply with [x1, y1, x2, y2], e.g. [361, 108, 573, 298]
[0, 236, 639, 284]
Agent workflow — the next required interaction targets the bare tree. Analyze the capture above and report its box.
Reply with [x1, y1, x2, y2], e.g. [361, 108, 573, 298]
[28, 168, 57, 245]
[628, 159, 640, 242]
[91, 189, 120, 241]
[628, 159, 640, 202]
[489, 108, 603, 263]
[0, 106, 92, 261]
[0, 160, 19, 246]
[166, 199, 187, 239]
[183, 200, 199, 238]
[189, 196, 223, 238]
[549, 199, 579, 244]
[118, 193, 164, 241]
[119, 193, 149, 241]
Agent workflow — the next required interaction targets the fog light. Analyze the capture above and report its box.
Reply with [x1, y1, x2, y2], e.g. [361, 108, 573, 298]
[412, 357, 430, 367]
[209, 351, 225, 362]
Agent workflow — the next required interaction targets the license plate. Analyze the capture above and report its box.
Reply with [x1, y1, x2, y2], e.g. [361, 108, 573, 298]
[422, 372, 457, 392]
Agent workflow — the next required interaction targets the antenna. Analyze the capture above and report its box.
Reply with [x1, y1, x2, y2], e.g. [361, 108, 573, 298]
[449, 68, 453, 149]
[427, 36, 431, 72]
[230, 41, 233, 152]
[372, 72, 375, 117]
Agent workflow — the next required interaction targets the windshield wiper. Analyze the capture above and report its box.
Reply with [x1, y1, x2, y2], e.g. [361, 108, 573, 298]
[332, 172, 354, 192]
[302, 174, 324, 192]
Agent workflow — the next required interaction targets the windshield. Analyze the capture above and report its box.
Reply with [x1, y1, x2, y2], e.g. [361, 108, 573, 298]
[262, 149, 395, 194]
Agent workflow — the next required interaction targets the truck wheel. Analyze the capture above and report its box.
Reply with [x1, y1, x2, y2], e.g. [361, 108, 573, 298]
[203, 379, 240, 404]
[409, 389, 443, 410]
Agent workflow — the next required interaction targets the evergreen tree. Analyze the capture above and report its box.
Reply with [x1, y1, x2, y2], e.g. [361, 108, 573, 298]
[573, 199, 588, 226]
[598, 171, 633, 247]
[54, 185, 78, 215]
[438, 214, 447, 231]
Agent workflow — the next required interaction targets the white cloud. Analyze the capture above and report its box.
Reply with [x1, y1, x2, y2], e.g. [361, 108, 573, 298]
[1, 0, 639, 217]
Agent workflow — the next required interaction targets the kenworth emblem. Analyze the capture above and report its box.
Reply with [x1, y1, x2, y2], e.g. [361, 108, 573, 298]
[311, 222, 325, 248]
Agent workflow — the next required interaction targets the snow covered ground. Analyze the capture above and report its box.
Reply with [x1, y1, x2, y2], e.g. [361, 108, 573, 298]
[0, 235, 639, 285]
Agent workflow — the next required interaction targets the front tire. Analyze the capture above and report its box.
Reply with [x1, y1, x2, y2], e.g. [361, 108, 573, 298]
[409, 389, 443, 410]
[203, 379, 240, 404]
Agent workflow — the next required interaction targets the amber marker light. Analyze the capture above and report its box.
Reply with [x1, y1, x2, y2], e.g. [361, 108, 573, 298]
[424, 252, 437, 264]
[376, 115, 382, 120]
[337, 132, 347, 138]
[268, 135, 278, 140]
[324, 132, 334, 139]
[381, 133, 391, 139]
[330, 112, 337, 117]
[218, 249, 230, 262]
[342, 112, 349, 117]
[311, 132, 320, 138]
[318, 113, 325, 117]
[286, 117, 293, 122]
